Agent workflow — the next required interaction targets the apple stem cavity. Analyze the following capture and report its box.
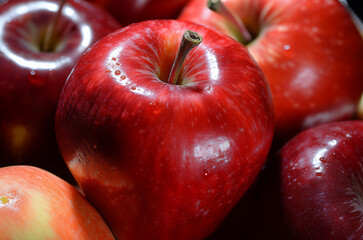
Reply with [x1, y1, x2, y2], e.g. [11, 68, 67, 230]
[42, 0, 67, 52]
[207, 0, 252, 43]
[167, 30, 203, 85]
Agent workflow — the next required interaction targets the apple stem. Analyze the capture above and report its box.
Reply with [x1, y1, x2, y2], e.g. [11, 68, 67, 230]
[42, 0, 67, 52]
[207, 0, 252, 43]
[167, 30, 203, 85]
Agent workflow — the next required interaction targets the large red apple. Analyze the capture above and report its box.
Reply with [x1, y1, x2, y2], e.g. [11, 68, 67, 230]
[271, 120, 363, 239]
[86, 0, 192, 25]
[55, 19, 274, 239]
[0, 0, 120, 181]
[0, 165, 115, 239]
[179, 0, 363, 143]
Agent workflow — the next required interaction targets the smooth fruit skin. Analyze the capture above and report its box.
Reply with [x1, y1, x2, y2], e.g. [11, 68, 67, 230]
[0, 165, 115, 240]
[0, 0, 120, 180]
[86, 0, 191, 25]
[179, 0, 363, 142]
[56, 20, 274, 240]
[275, 120, 363, 239]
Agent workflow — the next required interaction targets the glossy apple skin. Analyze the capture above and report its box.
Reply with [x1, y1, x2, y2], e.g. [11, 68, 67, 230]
[86, 0, 191, 25]
[179, 0, 363, 143]
[0, 0, 120, 181]
[0, 165, 115, 239]
[272, 120, 363, 239]
[56, 20, 274, 240]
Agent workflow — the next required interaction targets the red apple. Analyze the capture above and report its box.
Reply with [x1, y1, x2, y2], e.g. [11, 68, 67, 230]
[86, 0, 192, 25]
[0, 0, 120, 181]
[55, 19, 274, 239]
[269, 120, 363, 239]
[0, 165, 115, 239]
[211, 120, 363, 239]
[179, 0, 363, 143]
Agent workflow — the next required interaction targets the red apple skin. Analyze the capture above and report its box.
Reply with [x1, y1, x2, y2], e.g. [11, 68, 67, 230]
[273, 120, 363, 239]
[86, 0, 191, 25]
[0, 0, 120, 181]
[0, 165, 115, 239]
[179, 0, 363, 143]
[55, 20, 274, 240]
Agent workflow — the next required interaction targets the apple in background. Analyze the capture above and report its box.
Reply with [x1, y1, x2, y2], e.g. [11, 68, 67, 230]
[208, 120, 363, 240]
[55, 19, 274, 239]
[179, 0, 363, 144]
[0, 165, 115, 239]
[0, 0, 120, 182]
[266, 120, 363, 239]
[86, 0, 192, 25]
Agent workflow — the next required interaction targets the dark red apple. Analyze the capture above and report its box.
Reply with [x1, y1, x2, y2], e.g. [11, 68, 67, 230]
[0, 165, 115, 239]
[271, 120, 363, 239]
[86, 0, 192, 25]
[179, 0, 363, 143]
[0, 0, 120, 181]
[55, 19, 274, 239]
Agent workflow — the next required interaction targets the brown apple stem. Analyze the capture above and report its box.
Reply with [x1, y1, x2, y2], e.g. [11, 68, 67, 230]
[42, 0, 67, 52]
[167, 30, 203, 85]
[207, 0, 252, 43]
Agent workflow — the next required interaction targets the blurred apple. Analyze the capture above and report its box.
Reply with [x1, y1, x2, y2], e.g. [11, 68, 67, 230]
[0, 165, 115, 239]
[86, 0, 192, 25]
[0, 0, 120, 182]
[179, 0, 363, 145]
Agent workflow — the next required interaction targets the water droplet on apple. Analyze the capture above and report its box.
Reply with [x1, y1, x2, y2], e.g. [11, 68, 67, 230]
[316, 172, 323, 177]
[201, 169, 209, 178]
[131, 85, 136, 90]
[116, 63, 120, 66]
[283, 44, 291, 50]
[319, 157, 327, 163]
[28, 70, 45, 86]
[112, 57, 116, 61]
[121, 75, 126, 80]
[115, 70, 121, 75]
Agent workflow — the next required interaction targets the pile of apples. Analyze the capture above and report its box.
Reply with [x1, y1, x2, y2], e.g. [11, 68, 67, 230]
[0, 0, 362, 239]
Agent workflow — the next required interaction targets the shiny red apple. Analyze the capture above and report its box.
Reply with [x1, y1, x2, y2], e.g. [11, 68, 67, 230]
[0, 0, 120, 181]
[86, 0, 192, 25]
[55, 19, 274, 239]
[0, 165, 115, 239]
[271, 120, 363, 239]
[179, 0, 363, 143]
